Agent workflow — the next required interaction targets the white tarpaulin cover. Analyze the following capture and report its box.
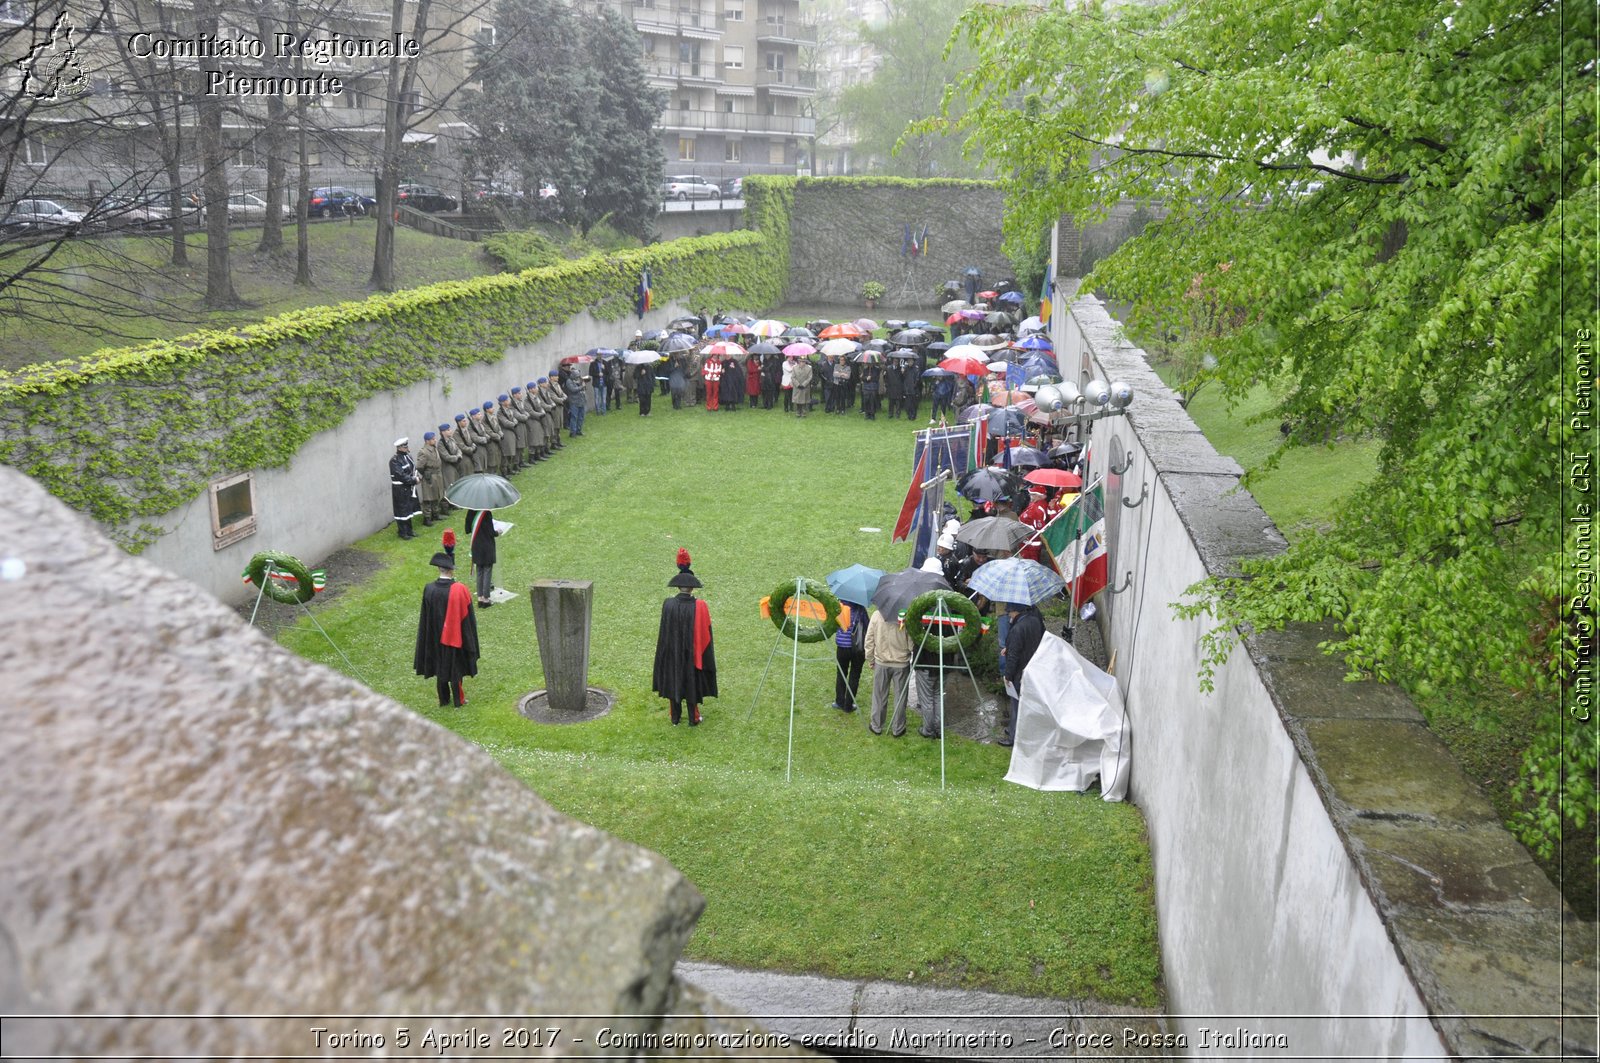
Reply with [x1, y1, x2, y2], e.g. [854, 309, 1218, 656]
[1003, 632, 1130, 800]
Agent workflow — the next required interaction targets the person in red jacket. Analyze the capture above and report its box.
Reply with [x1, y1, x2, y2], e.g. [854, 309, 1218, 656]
[702, 355, 723, 411]
[652, 548, 717, 725]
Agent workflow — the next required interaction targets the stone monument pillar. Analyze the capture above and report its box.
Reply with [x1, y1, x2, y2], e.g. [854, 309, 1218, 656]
[529, 578, 593, 713]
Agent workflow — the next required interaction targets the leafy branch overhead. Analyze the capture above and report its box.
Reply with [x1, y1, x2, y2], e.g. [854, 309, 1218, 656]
[938, 0, 1596, 857]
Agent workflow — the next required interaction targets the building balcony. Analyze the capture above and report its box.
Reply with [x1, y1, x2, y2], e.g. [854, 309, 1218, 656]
[644, 58, 724, 85]
[754, 17, 817, 45]
[755, 68, 816, 93]
[631, 1, 721, 38]
[657, 109, 815, 137]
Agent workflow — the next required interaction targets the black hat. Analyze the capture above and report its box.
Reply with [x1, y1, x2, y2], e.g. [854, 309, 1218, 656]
[428, 552, 456, 571]
[668, 571, 702, 589]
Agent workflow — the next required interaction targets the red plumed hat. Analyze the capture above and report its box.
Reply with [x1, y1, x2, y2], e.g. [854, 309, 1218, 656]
[676, 548, 692, 571]
[442, 529, 457, 547]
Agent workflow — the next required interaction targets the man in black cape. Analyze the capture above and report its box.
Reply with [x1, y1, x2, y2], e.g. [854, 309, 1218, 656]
[414, 552, 480, 707]
[652, 548, 717, 726]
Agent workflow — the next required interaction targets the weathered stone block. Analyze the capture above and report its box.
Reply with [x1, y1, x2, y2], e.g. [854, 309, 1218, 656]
[530, 578, 593, 714]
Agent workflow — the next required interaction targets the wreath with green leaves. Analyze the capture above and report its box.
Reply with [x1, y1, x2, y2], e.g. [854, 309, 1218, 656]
[243, 551, 317, 605]
[769, 577, 841, 643]
[903, 589, 984, 653]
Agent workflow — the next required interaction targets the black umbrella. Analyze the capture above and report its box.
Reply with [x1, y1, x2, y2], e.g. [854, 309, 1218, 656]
[662, 332, 697, 353]
[865, 338, 890, 352]
[988, 407, 1029, 437]
[667, 317, 701, 335]
[883, 319, 909, 330]
[806, 319, 833, 333]
[641, 328, 669, 341]
[781, 326, 815, 340]
[958, 467, 1024, 503]
[1049, 441, 1084, 460]
[887, 348, 919, 360]
[891, 328, 931, 347]
[872, 566, 952, 617]
[926, 341, 953, 356]
[748, 340, 782, 356]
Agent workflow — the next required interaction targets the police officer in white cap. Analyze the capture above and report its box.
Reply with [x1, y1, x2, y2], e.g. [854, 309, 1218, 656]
[389, 437, 421, 539]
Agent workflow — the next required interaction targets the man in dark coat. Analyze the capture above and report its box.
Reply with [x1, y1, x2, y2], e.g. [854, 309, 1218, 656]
[1001, 601, 1046, 747]
[652, 548, 716, 726]
[414, 551, 480, 707]
[467, 508, 498, 607]
[634, 362, 654, 415]
[389, 437, 420, 539]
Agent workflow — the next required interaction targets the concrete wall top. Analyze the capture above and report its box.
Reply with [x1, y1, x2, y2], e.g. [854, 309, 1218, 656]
[1062, 292, 1596, 1060]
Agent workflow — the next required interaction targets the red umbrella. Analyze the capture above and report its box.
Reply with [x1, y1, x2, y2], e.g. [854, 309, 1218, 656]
[703, 340, 747, 357]
[978, 289, 999, 299]
[559, 354, 594, 364]
[938, 355, 991, 376]
[819, 322, 867, 340]
[1024, 468, 1083, 489]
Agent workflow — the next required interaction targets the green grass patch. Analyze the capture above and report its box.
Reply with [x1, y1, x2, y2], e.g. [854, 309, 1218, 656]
[0, 222, 496, 369]
[276, 396, 1162, 1005]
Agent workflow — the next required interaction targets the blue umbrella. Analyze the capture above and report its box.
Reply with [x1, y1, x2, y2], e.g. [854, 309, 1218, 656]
[967, 556, 1064, 606]
[662, 332, 697, 352]
[827, 564, 885, 609]
[585, 346, 621, 359]
[1005, 445, 1049, 467]
[705, 324, 738, 339]
[922, 367, 957, 378]
[1015, 335, 1054, 351]
[997, 290, 1026, 305]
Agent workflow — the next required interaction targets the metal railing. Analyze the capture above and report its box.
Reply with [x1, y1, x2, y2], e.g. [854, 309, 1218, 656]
[754, 68, 816, 90]
[657, 110, 815, 136]
[754, 17, 817, 44]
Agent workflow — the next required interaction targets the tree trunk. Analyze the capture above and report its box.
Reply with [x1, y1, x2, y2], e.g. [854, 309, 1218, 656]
[258, 93, 287, 254]
[370, 0, 431, 291]
[195, 0, 239, 308]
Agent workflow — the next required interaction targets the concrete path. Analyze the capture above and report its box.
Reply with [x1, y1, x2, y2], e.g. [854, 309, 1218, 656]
[677, 961, 1173, 1060]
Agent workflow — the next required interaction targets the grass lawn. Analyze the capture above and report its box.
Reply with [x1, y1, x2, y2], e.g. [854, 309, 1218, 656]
[0, 221, 496, 370]
[277, 395, 1163, 1006]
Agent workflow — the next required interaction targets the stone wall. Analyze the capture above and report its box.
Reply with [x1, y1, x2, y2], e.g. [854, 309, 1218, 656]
[130, 299, 696, 606]
[0, 466, 810, 1059]
[1057, 294, 1596, 1060]
[785, 182, 1014, 309]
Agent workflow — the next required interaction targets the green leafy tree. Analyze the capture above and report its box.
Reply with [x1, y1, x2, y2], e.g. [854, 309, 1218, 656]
[576, 9, 665, 239]
[464, 0, 661, 238]
[836, 0, 986, 178]
[938, 0, 1597, 856]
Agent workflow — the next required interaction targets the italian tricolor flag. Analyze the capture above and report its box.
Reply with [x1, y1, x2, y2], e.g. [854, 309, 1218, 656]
[1038, 483, 1107, 608]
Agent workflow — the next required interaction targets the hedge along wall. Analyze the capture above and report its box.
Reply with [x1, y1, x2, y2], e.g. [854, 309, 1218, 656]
[0, 231, 783, 601]
[741, 176, 1013, 309]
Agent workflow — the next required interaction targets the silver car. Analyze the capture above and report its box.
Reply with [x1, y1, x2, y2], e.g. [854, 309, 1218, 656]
[660, 175, 721, 201]
[3, 198, 84, 231]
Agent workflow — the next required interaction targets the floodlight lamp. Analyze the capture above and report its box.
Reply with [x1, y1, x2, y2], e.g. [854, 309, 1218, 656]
[1084, 378, 1112, 406]
[1059, 380, 1081, 405]
[1109, 381, 1134, 409]
[1035, 385, 1063, 411]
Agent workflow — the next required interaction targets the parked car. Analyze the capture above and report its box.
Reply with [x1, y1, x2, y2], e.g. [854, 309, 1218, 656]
[397, 183, 459, 213]
[720, 176, 744, 200]
[660, 174, 720, 201]
[2, 198, 84, 232]
[305, 186, 375, 218]
[216, 192, 293, 222]
[93, 195, 171, 231]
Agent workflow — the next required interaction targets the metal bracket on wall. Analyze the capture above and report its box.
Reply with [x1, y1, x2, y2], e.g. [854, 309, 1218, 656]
[1108, 570, 1134, 596]
[1109, 455, 1134, 476]
[1122, 481, 1149, 509]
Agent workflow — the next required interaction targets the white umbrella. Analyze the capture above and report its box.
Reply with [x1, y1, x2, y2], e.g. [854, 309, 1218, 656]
[819, 338, 860, 357]
[624, 349, 663, 365]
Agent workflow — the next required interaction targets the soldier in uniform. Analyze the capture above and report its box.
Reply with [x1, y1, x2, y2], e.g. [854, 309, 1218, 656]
[465, 407, 491, 473]
[478, 400, 503, 475]
[540, 377, 566, 448]
[438, 421, 466, 494]
[415, 430, 445, 526]
[512, 385, 546, 464]
[494, 394, 520, 474]
[453, 413, 481, 476]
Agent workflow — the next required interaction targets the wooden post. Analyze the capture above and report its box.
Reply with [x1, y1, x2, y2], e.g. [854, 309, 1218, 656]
[529, 579, 593, 714]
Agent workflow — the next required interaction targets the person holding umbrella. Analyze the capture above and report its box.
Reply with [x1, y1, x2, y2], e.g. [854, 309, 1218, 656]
[652, 548, 717, 726]
[634, 358, 655, 416]
[789, 356, 815, 417]
[414, 550, 479, 708]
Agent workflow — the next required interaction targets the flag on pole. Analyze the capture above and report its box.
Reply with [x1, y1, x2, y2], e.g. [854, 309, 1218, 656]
[636, 268, 652, 318]
[902, 224, 912, 257]
[1039, 261, 1053, 326]
[1038, 483, 1107, 608]
[892, 445, 928, 543]
[909, 473, 942, 568]
[919, 224, 931, 256]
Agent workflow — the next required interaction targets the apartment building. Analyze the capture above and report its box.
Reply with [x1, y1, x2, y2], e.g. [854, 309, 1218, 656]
[593, 0, 816, 184]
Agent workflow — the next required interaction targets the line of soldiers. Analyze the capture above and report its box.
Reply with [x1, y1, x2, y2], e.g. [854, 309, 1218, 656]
[411, 376, 571, 526]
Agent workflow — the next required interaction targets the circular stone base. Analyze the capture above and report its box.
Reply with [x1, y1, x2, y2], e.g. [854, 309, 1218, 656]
[518, 687, 616, 724]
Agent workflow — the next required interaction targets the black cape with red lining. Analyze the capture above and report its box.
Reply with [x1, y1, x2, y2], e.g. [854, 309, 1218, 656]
[414, 577, 480, 684]
[652, 592, 717, 704]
